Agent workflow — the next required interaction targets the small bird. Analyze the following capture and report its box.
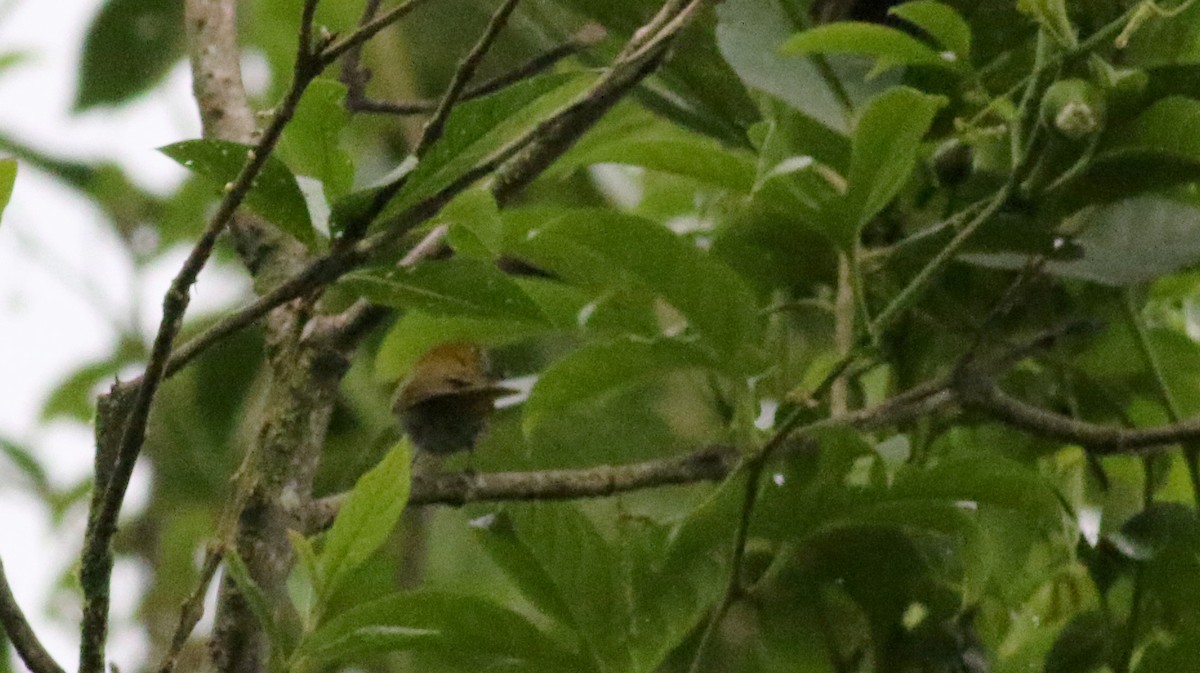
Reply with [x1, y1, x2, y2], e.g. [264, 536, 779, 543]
[392, 341, 513, 455]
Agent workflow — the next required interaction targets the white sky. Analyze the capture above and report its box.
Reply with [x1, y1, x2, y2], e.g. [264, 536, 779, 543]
[0, 0, 252, 668]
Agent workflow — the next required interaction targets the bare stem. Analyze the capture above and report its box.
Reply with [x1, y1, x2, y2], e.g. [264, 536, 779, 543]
[0, 557, 66, 673]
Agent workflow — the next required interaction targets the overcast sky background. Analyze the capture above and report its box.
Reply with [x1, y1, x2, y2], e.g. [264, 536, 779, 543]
[0, 0, 254, 667]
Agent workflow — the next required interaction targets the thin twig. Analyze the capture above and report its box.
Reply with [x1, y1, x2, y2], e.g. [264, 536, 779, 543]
[1122, 290, 1200, 501]
[157, 7, 687, 377]
[309, 225, 449, 352]
[686, 458, 761, 673]
[337, 0, 523, 244]
[152, 551, 224, 673]
[870, 182, 1014, 336]
[318, 0, 439, 65]
[339, 0, 384, 98]
[347, 24, 606, 115]
[415, 0, 523, 156]
[0, 556, 66, 673]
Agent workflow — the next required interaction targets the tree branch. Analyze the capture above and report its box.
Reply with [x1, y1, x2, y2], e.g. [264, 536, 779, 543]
[956, 374, 1200, 455]
[413, 0, 523, 156]
[0, 556, 66, 673]
[154, 3, 696, 377]
[304, 384, 958, 531]
[346, 24, 606, 116]
[305, 444, 737, 532]
[318, 0, 439, 66]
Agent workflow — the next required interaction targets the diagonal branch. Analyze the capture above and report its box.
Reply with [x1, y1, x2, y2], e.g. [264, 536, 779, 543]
[0, 557, 66, 673]
[413, 0, 523, 156]
[318, 0, 440, 65]
[347, 24, 606, 116]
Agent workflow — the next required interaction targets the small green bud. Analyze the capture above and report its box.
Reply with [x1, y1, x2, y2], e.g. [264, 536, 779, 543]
[1040, 79, 1107, 140]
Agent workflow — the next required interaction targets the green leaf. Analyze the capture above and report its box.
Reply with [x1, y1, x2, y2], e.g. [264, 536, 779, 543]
[0, 158, 14, 223]
[0, 436, 51, 499]
[470, 511, 580, 633]
[0, 51, 31, 76]
[339, 258, 550, 323]
[296, 591, 580, 670]
[782, 23, 961, 76]
[1016, 0, 1077, 48]
[378, 74, 595, 224]
[1106, 95, 1200, 161]
[224, 551, 294, 657]
[374, 310, 550, 383]
[889, 1, 972, 61]
[441, 187, 502, 258]
[1137, 627, 1200, 672]
[523, 338, 717, 437]
[507, 210, 761, 361]
[556, 105, 757, 191]
[75, 0, 184, 109]
[160, 139, 316, 248]
[1042, 612, 1113, 673]
[279, 78, 354, 201]
[496, 505, 629, 672]
[319, 441, 413, 605]
[840, 86, 945, 244]
[715, 0, 855, 132]
[288, 530, 321, 610]
[889, 455, 1065, 531]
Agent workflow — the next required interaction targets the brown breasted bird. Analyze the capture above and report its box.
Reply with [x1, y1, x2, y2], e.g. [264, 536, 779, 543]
[392, 342, 513, 455]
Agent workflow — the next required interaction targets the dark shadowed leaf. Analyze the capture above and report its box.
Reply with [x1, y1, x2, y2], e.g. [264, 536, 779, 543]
[1042, 611, 1113, 673]
[75, 0, 184, 109]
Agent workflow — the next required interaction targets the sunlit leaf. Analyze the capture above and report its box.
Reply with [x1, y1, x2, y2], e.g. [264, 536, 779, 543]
[319, 441, 413, 605]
